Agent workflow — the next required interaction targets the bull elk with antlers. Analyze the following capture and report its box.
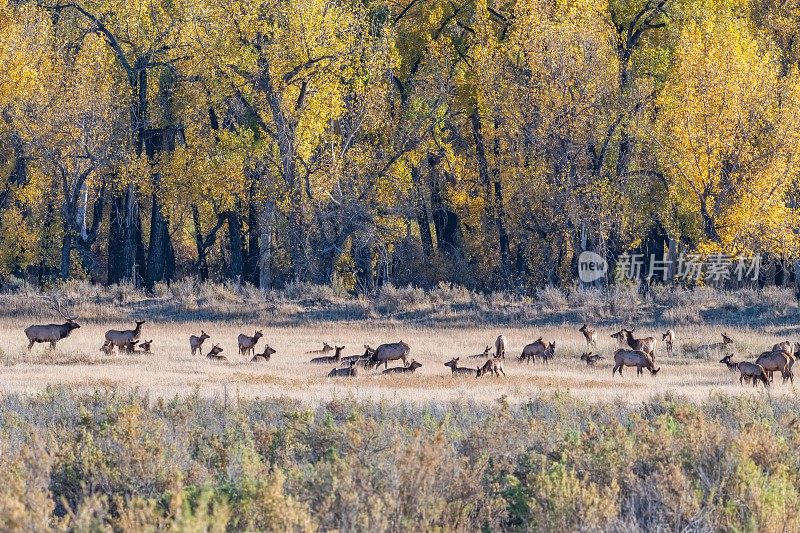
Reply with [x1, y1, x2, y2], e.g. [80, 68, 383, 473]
[25, 296, 80, 351]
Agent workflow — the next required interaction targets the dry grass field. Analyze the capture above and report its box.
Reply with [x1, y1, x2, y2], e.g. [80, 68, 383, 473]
[2, 318, 797, 403]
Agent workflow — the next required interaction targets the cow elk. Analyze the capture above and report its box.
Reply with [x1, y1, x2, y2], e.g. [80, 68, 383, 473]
[615, 328, 656, 359]
[444, 357, 477, 376]
[251, 344, 276, 362]
[24, 297, 80, 351]
[104, 320, 146, 353]
[467, 345, 492, 358]
[190, 331, 210, 356]
[755, 350, 793, 384]
[341, 345, 375, 366]
[477, 356, 505, 377]
[238, 330, 264, 356]
[772, 341, 800, 358]
[307, 342, 334, 355]
[719, 354, 738, 372]
[579, 324, 597, 349]
[369, 341, 411, 369]
[696, 333, 733, 355]
[519, 338, 555, 364]
[580, 352, 604, 366]
[328, 360, 358, 377]
[612, 349, 660, 377]
[495, 335, 507, 358]
[207, 344, 226, 361]
[310, 345, 344, 365]
[383, 360, 422, 375]
[662, 330, 675, 353]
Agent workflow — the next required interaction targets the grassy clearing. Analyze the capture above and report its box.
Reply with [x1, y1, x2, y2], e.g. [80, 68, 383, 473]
[2, 388, 800, 531]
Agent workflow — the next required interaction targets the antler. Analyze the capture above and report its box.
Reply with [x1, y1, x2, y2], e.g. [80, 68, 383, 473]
[41, 294, 79, 321]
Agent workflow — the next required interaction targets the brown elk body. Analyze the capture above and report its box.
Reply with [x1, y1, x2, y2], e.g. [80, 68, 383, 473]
[495, 335, 507, 358]
[755, 350, 793, 383]
[612, 349, 660, 377]
[579, 324, 597, 349]
[662, 330, 675, 353]
[383, 360, 422, 375]
[519, 338, 555, 364]
[580, 352, 604, 366]
[138, 340, 153, 353]
[369, 341, 411, 369]
[737, 361, 770, 387]
[328, 360, 358, 377]
[25, 298, 80, 351]
[618, 329, 656, 358]
[190, 331, 210, 356]
[238, 330, 264, 356]
[251, 344, 276, 362]
[310, 345, 344, 365]
[206, 344, 226, 361]
[477, 356, 505, 377]
[104, 321, 146, 352]
[444, 357, 478, 376]
[307, 342, 334, 355]
[99, 341, 113, 354]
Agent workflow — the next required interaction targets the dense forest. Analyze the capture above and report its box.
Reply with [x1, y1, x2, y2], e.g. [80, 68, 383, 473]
[1, 0, 800, 293]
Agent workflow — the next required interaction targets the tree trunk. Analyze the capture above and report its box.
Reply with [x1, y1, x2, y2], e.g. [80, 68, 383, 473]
[60, 232, 72, 281]
[411, 165, 433, 256]
[258, 199, 276, 290]
[353, 234, 374, 295]
[245, 183, 260, 285]
[227, 209, 244, 282]
[192, 205, 209, 282]
[429, 154, 462, 257]
[121, 184, 143, 286]
[145, 188, 168, 290]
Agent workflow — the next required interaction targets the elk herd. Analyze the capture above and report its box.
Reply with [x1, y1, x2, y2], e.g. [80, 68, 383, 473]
[18, 297, 800, 389]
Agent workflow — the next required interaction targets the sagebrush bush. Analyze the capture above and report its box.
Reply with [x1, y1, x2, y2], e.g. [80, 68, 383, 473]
[0, 389, 799, 531]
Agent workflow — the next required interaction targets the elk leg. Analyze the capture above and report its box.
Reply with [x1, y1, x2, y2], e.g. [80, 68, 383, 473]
[27, 339, 34, 350]
[49, 341, 56, 351]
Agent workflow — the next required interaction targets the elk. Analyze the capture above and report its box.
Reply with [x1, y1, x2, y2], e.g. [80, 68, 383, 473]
[579, 324, 597, 349]
[99, 341, 113, 354]
[719, 354, 738, 372]
[383, 360, 422, 375]
[307, 342, 334, 355]
[341, 345, 375, 366]
[695, 333, 733, 355]
[444, 357, 477, 376]
[495, 335, 507, 358]
[328, 360, 358, 377]
[206, 344, 226, 361]
[755, 350, 793, 384]
[251, 344, 276, 362]
[138, 340, 153, 353]
[580, 352, 604, 366]
[772, 341, 800, 358]
[519, 338, 554, 364]
[467, 345, 492, 358]
[737, 361, 770, 387]
[368, 341, 411, 369]
[616, 328, 656, 359]
[104, 320, 146, 352]
[123, 339, 140, 353]
[25, 297, 80, 351]
[310, 345, 344, 365]
[662, 330, 675, 353]
[238, 330, 264, 356]
[190, 331, 210, 356]
[477, 356, 505, 377]
[612, 349, 660, 377]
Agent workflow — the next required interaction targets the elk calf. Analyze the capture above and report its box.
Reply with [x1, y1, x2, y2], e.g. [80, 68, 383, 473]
[719, 354, 738, 372]
[206, 344, 226, 361]
[580, 352, 604, 366]
[383, 360, 422, 375]
[310, 345, 344, 365]
[238, 330, 264, 356]
[99, 341, 113, 354]
[251, 344, 276, 362]
[138, 340, 153, 353]
[341, 345, 375, 366]
[307, 342, 334, 354]
[467, 345, 492, 358]
[696, 333, 733, 355]
[477, 356, 505, 377]
[579, 324, 597, 349]
[737, 361, 769, 387]
[328, 360, 358, 377]
[662, 330, 675, 353]
[444, 357, 477, 376]
[519, 338, 554, 364]
[190, 331, 210, 356]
